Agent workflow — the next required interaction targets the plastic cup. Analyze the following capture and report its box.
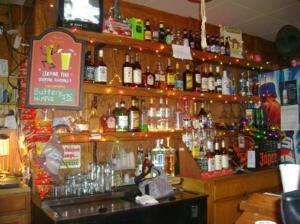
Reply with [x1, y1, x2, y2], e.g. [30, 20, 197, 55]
[279, 164, 300, 193]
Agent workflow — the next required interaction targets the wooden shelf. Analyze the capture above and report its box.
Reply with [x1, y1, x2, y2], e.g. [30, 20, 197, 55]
[84, 83, 260, 103]
[59, 131, 183, 143]
[71, 29, 275, 71]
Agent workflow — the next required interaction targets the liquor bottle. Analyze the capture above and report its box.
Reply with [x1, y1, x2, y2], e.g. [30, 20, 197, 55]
[116, 100, 128, 132]
[225, 37, 230, 56]
[194, 62, 201, 92]
[151, 139, 165, 171]
[142, 66, 155, 89]
[215, 66, 222, 94]
[210, 35, 216, 53]
[201, 65, 209, 93]
[140, 98, 148, 132]
[182, 100, 192, 130]
[195, 32, 201, 50]
[229, 72, 236, 95]
[192, 131, 200, 159]
[164, 98, 171, 131]
[154, 62, 162, 89]
[175, 30, 182, 45]
[133, 53, 142, 87]
[148, 97, 157, 132]
[128, 97, 140, 132]
[220, 138, 229, 169]
[113, 102, 120, 130]
[101, 106, 116, 132]
[75, 110, 89, 133]
[206, 34, 211, 52]
[188, 30, 195, 49]
[246, 71, 253, 96]
[215, 36, 221, 54]
[208, 65, 215, 93]
[142, 151, 152, 178]
[220, 37, 225, 55]
[239, 73, 247, 96]
[222, 69, 230, 95]
[144, 19, 152, 41]
[89, 96, 100, 133]
[84, 51, 95, 83]
[192, 101, 200, 130]
[206, 131, 215, 171]
[174, 62, 183, 91]
[166, 58, 175, 89]
[152, 23, 159, 42]
[198, 102, 207, 129]
[122, 53, 133, 86]
[174, 102, 183, 131]
[214, 138, 222, 170]
[165, 27, 172, 45]
[252, 75, 259, 96]
[182, 29, 189, 47]
[156, 97, 165, 131]
[135, 145, 144, 176]
[164, 138, 175, 176]
[158, 21, 165, 43]
[94, 49, 107, 84]
[183, 63, 194, 91]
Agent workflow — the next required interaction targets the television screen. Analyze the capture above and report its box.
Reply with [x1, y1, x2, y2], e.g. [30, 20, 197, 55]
[58, 0, 103, 32]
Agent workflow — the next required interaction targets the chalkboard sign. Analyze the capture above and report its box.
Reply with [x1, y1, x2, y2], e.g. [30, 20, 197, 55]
[26, 28, 85, 110]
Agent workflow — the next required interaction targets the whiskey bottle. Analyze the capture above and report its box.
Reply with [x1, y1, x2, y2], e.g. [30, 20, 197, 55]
[113, 102, 120, 130]
[194, 62, 201, 92]
[199, 102, 207, 129]
[144, 19, 152, 41]
[148, 97, 157, 132]
[201, 65, 209, 93]
[142, 66, 155, 89]
[188, 30, 195, 49]
[154, 62, 163, 89]
[208, 65, 215, 93]
[164, 138, 175, 176]
[182, 28, 189, 47]
[133, 53, 142, 87]
[128, 97, 140, 132]
[183, 63, 194, 91]
[225, 37, 230, 56]
[94, 49, 107, 84]
[166, 58, 175, 89]
[221, 138, 229, 169]
[195, 32, 201, 50]
[84, 51, 95, 83]
[214, 138, 222, 170]
[89, 96, 100, 133]
[101, 106, 116, 133]
[239, 73, 247, 96]
[174, 62, 183, 91]
[140, 98, 148, 132]
[165, 27, 172, 45]
[122, 53, 133, 86]
[215, 66, 222, 94]
[182, 100, 192, 130]
[75, 110, 89, 133]
[158, 21, 165, 43]
[192, 101, 200, 130]
[116, 100, 128, 132]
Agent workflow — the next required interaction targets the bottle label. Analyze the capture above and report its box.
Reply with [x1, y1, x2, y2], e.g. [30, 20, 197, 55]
[221, 154, 229, 169]
[117, 115, 128, 129]
[215, 155, 222, 170]
[222, 77, 230, 95]
[208, 77, 215, 91]
[156, 108, 163, 118]
[186, 75, 193, 89]
[167, 74, 175, 85]
[220, 46, 226, 55]
[165, 35, 172, 45]
[175, 80, 183, 90]
[164, 108, 171, 118]
[148, 107, 156, 117]
[145, 31, 152, 40]
[155, 73, 160, 82]
[195, 73, 201, 84]
[123, 67, 133, 84]
[160, 73, 166, 82]
[183, 118, 192, 129]
[85, 66, 95, 81]
[192, 118, 200, 129]
[129, 111, 140, 129]
[201, 77, 208, 91]
[94, 66, 107, 82]
[133, 69, 142, 84]
[207, 158, 215, 171]
[183, 38, 189, 47]
[147, 75, 154, 86]
[106, 116, 116, 129]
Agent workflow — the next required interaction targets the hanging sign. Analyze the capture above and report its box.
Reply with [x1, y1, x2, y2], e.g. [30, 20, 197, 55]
[26, 28, 85, 109]
[60, 144, 81, 169]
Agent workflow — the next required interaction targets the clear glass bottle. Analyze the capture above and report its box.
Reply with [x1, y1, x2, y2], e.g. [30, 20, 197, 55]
[151, 139, 165, 171]
[128, 97, 140, 132]
[222, 69, 230, 95]
[156, 97, 165, 131]
[94, 49, 107, 84]
[140, 98, 148, 132]
[75, 110, 89, 133]
[148, 97, 157, 132]
[201, 65, 209, 93]
[164, 138, 175, 176]
[192, 101, 200, 130]
[182, 100, 192, 130]
[239, 72, 247, 96]
[221, 138, 229, 169]
[116, 100, 128, 132]
[122, 53, 133, 87]
[246, 71, 253, 96]
[89, 96, 100, 133]
[174, 102, 183, 131]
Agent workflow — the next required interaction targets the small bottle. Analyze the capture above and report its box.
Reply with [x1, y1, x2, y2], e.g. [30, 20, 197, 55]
[165, 27, 172, 45]
[142, 66, 155, 89]
[208, 65, 215, 93]
[222, 70, 230, 95]
[128, 97, 140, 132]
[206, 131, 215, 171]
[214, 138, 222, 170]
[183, 63, 194, 91]
[215, 66, 222, 94]
[94, 49, 107, 84]
[158, 21, 165, 43]
[166, 58, 175, 89]
[182, 100, 192, 130]
[148, 97, 157, 132]
[133, 53, 142, 87]
[182, 29, 189, 47]
[101, 106, 116, 132]
[188, 30, 195, 49]
[88, 96, 100, 133]
[140, 98, 148, 132]
[84, 51, 95, 83]
[122, 53, 133, 87]
[75, 110, 89, 133]
[198, 102, 207, 129]
[229, 72, 236, 95]
[116, 100, 128, 132]
[215, 36, 221, 54]
[225, 37, 230, 56]
[201, 65, 209, 93]
[221, 138, 229, 169]
[174, 62, 183, 91]
[194, 62, 201, 92]
[144, 19, 152, 41]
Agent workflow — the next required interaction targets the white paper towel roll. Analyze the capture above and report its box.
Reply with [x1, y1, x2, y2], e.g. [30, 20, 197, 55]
[279, 164, 300, 193]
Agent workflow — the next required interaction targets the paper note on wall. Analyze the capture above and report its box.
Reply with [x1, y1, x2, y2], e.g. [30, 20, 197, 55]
[60, 144, 81, 169]
[172, 45, 192, 60]
[281, 105, 299, 130]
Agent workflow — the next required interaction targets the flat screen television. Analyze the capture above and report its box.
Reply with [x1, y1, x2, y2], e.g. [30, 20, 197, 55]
[58, 0, 103, 32]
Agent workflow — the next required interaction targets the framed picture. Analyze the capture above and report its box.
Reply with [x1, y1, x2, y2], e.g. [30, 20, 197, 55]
[26, 28, 85, 110]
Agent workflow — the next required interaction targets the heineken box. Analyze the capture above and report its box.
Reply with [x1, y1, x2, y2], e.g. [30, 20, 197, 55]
[129, 17, 144, 40]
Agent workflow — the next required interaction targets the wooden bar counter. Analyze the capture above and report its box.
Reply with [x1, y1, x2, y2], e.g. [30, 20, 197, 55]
[182, 168, 281, 224]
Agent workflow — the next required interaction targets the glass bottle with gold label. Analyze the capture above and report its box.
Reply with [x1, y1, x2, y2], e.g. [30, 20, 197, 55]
[144, 19, 152, 41]
[183, 63, 194, 91]
[166, 58, 175, 89]
[128, 97, 140, 132]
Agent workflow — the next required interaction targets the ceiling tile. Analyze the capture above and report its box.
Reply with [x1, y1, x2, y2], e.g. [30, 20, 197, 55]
[206, 1, 260, 27]
[232, 0, 296, 14]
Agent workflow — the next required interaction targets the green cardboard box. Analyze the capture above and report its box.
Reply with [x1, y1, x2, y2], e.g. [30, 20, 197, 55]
[129, 18, 144, 40]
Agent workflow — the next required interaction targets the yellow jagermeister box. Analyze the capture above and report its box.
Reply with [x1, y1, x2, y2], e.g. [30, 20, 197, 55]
[129, 18, 144, 40]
